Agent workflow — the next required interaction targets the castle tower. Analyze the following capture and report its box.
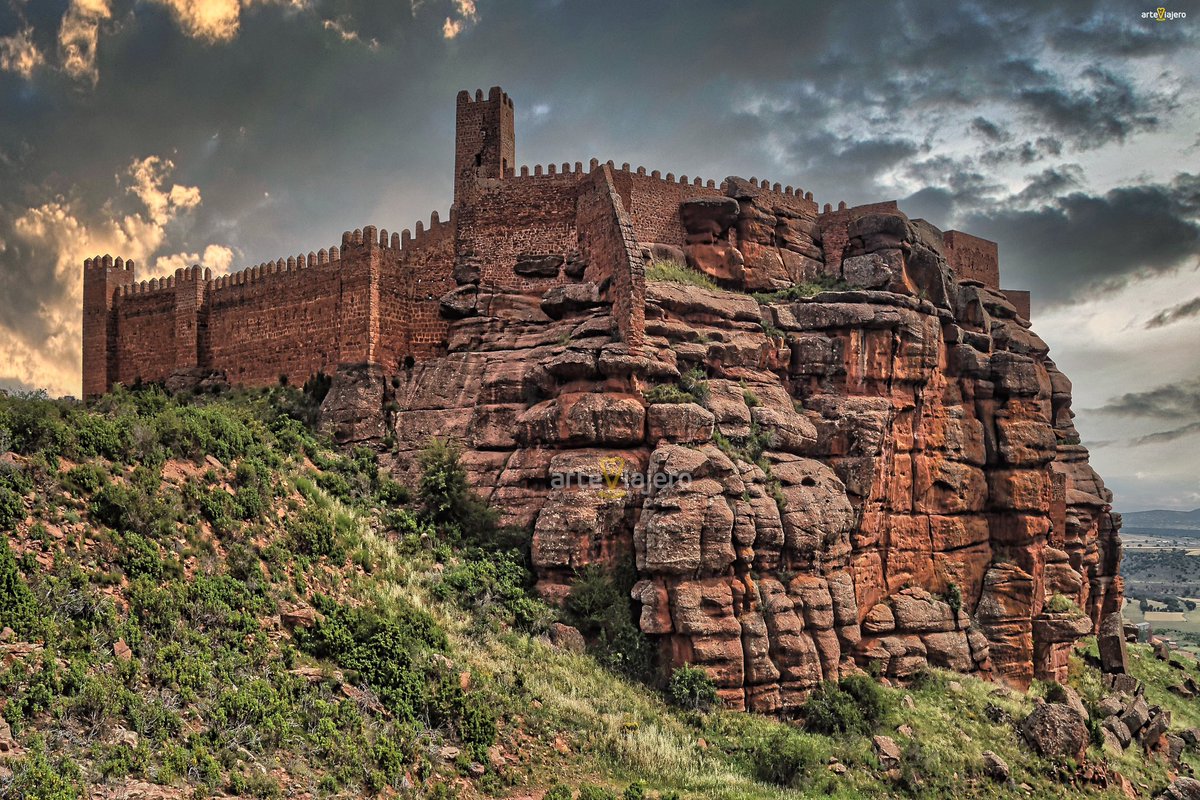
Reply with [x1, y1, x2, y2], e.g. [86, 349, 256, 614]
[82, 255, 135, 399]
[453, 86, 515, 208]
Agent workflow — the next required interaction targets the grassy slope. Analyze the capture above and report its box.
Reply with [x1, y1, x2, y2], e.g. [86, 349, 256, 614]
[0, 388, 1191, 799]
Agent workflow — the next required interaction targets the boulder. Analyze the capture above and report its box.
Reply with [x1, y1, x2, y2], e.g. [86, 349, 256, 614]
[1120, 694, 1150, 736]
[1160, 777, 1200, 800]
[548, 623, 586, 653]
[980, 750, 1010, 782]
[872, 735, 902, 769]
[1103, 715, 1132, 749]
[1098, 612, 1129, 674]
[514, 253, 564, 277]
[1020, 703, 1089, 761]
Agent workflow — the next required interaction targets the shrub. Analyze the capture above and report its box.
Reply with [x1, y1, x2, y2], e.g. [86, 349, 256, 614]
[622, 782, 646, 800]
[667, 664, 718, 711]
[802, 673, 890, 735]
[1046, 593, 1085, 616]
[433, 550, 544, 630]
[751, 277, 848, 304]
[565, 566, 654, 681]
[644, 259, 719, 291]
[4, 737, 84, 800]
[678, 368, 710, 405]
[0, 535, 38, 637]
[544, 784, 574, 800]
[117, 532, 164, 580]
[578, 785, 617, 800]
[63, 464, 106, 496]
[286, 505, 349, 561]
[946, 582, 962, 615]
[418, 439, 498, 543]
[748, 727, 826, 788]
[0, 484, 22, 531]
[643, 384, 694, 405]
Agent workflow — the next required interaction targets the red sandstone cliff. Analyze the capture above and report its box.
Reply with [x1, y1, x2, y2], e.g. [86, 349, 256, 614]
[374, 175, 1120, 711]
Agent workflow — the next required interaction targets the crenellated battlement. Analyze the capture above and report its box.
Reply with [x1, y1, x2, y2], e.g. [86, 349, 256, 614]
[457, 86, 514, 109]
[503, 158, 816, 205]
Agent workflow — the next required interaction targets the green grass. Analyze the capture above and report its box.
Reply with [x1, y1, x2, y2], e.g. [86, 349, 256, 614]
[645, 259, 720, 291]
[751, 277, 848, 304]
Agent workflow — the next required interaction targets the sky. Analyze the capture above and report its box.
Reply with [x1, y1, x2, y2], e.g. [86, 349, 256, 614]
[0, 0, 1197, 511]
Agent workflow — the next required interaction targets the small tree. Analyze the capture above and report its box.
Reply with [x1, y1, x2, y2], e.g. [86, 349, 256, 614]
[418, 438, 498, 543]
[667, 664, 718, 711]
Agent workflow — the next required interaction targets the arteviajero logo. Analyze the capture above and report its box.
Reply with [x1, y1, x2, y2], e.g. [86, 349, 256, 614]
[1142, 7, 1186, 20]
[598, 456, 627, 500]
[549, 457, 693, 498]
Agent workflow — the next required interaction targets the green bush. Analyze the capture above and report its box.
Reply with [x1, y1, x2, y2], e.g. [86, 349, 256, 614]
[565, 566, 654, 682]
[63, 464, 106, 496]
[286, 505, 349, 561]
[751, 276, 848, 304]
[418, 439, 498, 544]
[433, 550, 544, 630]
[748, 727, 827, 788]
[802, 673, 890, 735]
[3, 737, 84, 800]
[118, 532, 164, 580]
[622, 781, 646, 800]
[544, 784, 574, 800]
[0, 535, 38, 637]
[293, 597, 499, 750]
[667, 664, 718, 711]
[0, 484, 22, 531]
[643, 384, 694, 405]
[678, 368, 710, 405]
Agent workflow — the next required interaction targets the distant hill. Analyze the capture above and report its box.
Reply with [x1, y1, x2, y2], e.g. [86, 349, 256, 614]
[1121, 508, 1200, 530]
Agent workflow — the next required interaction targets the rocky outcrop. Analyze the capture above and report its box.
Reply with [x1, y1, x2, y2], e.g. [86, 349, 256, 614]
[368, 188, 1120, 712]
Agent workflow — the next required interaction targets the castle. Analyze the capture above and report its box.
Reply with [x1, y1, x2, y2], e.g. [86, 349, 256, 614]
[83, 88, 1120, 709]
[82, 86, 1029, 399]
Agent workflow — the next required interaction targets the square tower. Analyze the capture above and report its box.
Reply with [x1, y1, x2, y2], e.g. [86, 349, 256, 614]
[454, 86, 515, 208]
[82, 255, 135, 399]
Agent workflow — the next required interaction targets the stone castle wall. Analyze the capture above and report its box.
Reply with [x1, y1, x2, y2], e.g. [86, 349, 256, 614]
[83, 217, 454, 395]
[82, 87, 1025, 399]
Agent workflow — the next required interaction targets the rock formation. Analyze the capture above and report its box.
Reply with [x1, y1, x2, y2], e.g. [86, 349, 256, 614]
[383, 182, 1121, 712]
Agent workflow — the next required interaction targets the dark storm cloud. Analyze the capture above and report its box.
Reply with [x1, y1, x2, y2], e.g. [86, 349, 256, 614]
[1092, 377, 1200, 447]
[970, 117, 1010, 144]
[1092, 378, 1200, 420]
[1048, 11, 1191, 56]
[1146, 297, 1200, 329]
[1015, 67, 1170, 149]
[1012, 165, 1085, 204]
[1134, 422, 1200, 445]
[960, 175, 1200, 304]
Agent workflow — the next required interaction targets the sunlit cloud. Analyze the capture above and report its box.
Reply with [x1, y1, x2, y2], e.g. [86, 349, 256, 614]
[0, 28, 45, 79]
[442, 0, 477, 39]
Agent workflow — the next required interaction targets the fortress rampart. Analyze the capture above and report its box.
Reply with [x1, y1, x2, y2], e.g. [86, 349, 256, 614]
[82, 86, 1027, 398]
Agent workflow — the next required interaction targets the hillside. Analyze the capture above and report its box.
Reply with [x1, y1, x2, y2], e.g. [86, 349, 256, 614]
[0, 388, 1194, 799]
[1122, 511, 1200, 532]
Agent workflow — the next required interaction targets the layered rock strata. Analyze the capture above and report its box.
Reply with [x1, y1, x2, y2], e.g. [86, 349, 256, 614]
[374, 183, 1120, 711]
